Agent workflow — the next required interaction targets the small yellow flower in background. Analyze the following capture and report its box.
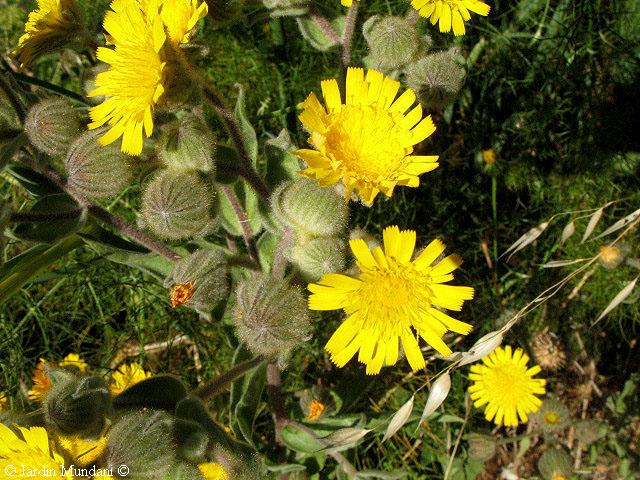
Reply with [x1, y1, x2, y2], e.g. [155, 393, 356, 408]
[341, 0, 353, 6]
[171, 281, 195, 307]
[598, 243, 628, 269]
[110, 362, 152, 395]
[199, 462, 229, 480]
[59, 353, 89, 372]
[89, 0, 208, 156]
[56, 435, 108, 466]
[0, 424, 72, 479]
[482, 148, 496, 166]
[308, 226, 474, 374]
[12, 0, 83, 69]
[28, 358, 52, 402]
[294, 67, 439, 206]
[307, 399, 326, 421]
[411, 0, 490, 36]
[468, 345, 546, 427]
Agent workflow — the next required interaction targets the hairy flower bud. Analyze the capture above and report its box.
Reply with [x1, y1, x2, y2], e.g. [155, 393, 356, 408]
[233, 274, 311, 357]
[467, 433, 496, 462]
[141, 169, 218, 240]
[537, 448, 573, 480]
[574, 419, 607, 446]
[44, 373, 111, 436]
[105, 410, 176, 480]
[24, 98, 82, 157]
[289, 237, 346, 282]
[164, 248, 228, 313]
[158, 114, 215, 174]
[405, 48, 466, 110]
[262, 0, 309, 16]
[531, 398, 571, 433]
[364, 16, 423, 71]
[272, 178, 348, 238]
[64, 129, 132, 199]
[168, 462, 205, 480]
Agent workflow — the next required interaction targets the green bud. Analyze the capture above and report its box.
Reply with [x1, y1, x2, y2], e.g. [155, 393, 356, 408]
[164, 248, 229, 313]
[537, 448, 573, 480]
[141, 169, 218, 241]
[233, 274, 311, 358]
[272, 178, 348, 237]
[44, 373, 111, 436]
[289, 237, 346, 282]
[405, 48, 466, 110]
[64, 130, 132, 200]
[24, 98, 82, 157]
[574, 419, 607, 446]
[158, 114, 215, 174]
[364, 16, 423, 71]
[105, 410, 176, 480]
[466, 433, 496, 462]
[168, 462, 204, 480]
[531, 398, 571, 434]
[212, 447, 266, 480]
[262, 0, 309, 16]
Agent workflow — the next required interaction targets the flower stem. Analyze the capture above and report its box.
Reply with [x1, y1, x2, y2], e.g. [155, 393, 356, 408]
[266, 363, 287, 444]
[341, 1, 359, 76]
[221, 185, 260, 265]
[193, 356, 264, 401]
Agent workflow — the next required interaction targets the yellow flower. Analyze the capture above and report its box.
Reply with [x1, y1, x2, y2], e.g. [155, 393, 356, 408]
[294, 68, 439, 206]
[0, 424, 72, 479]
[308, 226, 474, 374]
[110, 362, 152, 395]
[198, 463, 228, 480]
[170, 281, 195, 308]
[307, 399, 326, 421]
[341, 0, 353, 5]
[12, 0, 83, 69]
[59, 353, 88, 372]
[469, 345, 546, 427]
[56, 435, 108, 466]
[28, 358, 52, 402]
[411, 0, 490, 36]
[88, 0, 207, 156]
[482, 148, 496, 166]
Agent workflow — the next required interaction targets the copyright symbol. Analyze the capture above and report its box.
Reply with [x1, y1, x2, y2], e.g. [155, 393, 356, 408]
[117, 465, 130, 477]
[4, 465, 16, 476]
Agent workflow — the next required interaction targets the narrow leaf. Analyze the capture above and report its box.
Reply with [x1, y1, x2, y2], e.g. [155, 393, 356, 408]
[560, 220, 575, 245]
[417, 373, 451, 428]
[382, 395, 414, 442]
[501, 222, 549, 260]
[459, 331, 504, 366]
[594, 208, 640, 240]
[582, 207, 604, 242]
[233, 83, 258, 164]
[593, 277, 638, 325]
[541, 258, 589, 268]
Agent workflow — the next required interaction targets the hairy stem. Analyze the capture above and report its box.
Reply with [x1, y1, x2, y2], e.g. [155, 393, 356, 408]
[10, 209, 83, 222]
[221, 185, 260, 265]
[266, 363, 287, 444]
[341, 1, 359, 76]
[193, 356, 264, 401]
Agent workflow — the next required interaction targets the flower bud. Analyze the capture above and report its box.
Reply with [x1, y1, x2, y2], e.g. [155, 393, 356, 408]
[289, 237, 346, 282]
[164, 248, 229, 313]
[405, 48, 466, 110]
[262, 0, 309, 16]
[105, 410, 176, 480]
[24, 98, 82, 157]
[168, 462, 204, 480]
[141, 169, 218, 240]
[574, 419, 607, 446]
[64, 129, 132, 199]
[467, 433, 496, 462]
[44, 373, 111, 436]
[158, 114, 215, 174]
[532, 398, 570, 433]
[272, 178, 348, 237]
[364, 16, 423, 71]
[537, 448, 573, 480]
[233, 274, 311, 358]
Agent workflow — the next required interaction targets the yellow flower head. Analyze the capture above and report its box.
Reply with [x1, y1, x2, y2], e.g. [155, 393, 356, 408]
[88, 0, 207, 156]
[307, 399, 326, 421]
[59, 353, 88, 372]
[28, 358, 52, 402]
[13, 0, 83, 69]
[309, 226, 474, 374]
[198, 463, 229, 480]
[411, 0, 490, 36]
[56, 434, 108, 466]
[294, 68, 439, 206]
[0, 424, 72, 479]
[341, 0, 353, 5]
[110, 362, 152, 395]
[170, 281, 195, 308]
[469, 345, 546, 427]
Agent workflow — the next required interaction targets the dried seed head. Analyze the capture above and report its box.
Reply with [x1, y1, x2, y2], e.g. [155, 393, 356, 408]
[598, 243, 628, 269]
[25, 98, 82, 157]
[531, 328, 566, 372]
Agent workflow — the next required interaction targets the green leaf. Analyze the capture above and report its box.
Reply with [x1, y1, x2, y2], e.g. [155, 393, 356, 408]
[356, 471, 408, 479]
[214, 144, 241, 185]
[234, 84, 258, 164]
[233, 362, 267, 446]
[174, 418, 209, 463]
[218, 181, 262, 237]
[13, 193, 84, 243]
[256, 231, 279, 272]
[113, 375, 188, 410]
[296, 16, 346, 52]
[5, 164, 64, 198]
[0, 131, 28, 170]
[280, 424, 324, 454]
[263, 129, 301, 188]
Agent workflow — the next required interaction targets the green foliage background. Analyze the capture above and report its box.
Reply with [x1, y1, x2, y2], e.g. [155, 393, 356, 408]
[1, 0, 639, 477]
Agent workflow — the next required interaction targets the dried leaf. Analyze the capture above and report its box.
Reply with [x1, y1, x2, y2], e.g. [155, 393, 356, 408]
[501, 222, 549, 261]
[560, 220, 575, 245]
[417, 373, 451, 429]
[459, 331, 504, 366]
[594, 208, 640, 240]
[321, 428, 371, 449]
[593, 277, 638, 325]
[382, 395, 414, 442]
[582, 207, 604, 242]
[541, 259, 589, 268]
